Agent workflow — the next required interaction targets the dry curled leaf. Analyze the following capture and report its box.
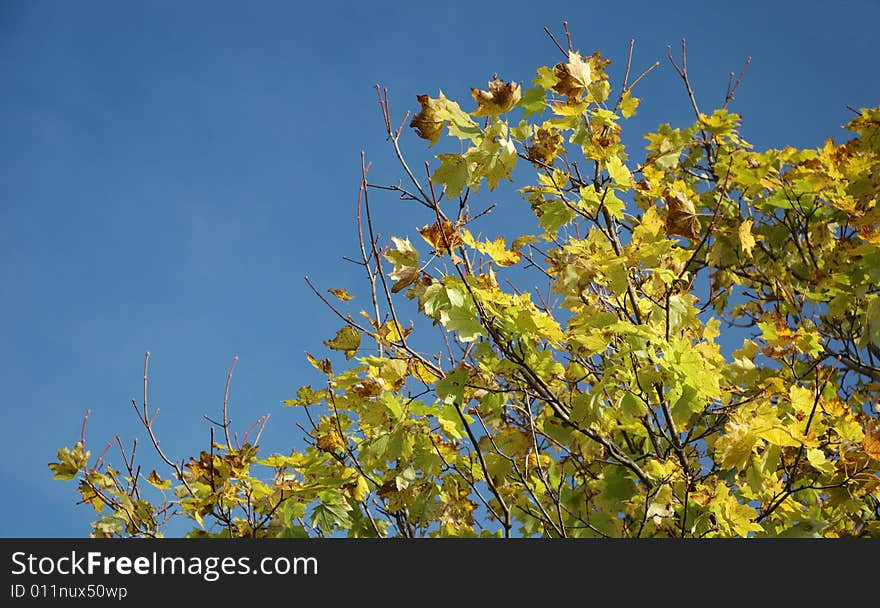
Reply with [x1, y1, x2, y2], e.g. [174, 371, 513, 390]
[410, 94, 446, 145]
[316, 430, 345, 453]
[526, 127, 563, 165]
[471, 77, 522, 117]
[418, 219, 463, 254]
[327, 288, 354, 301]
[664, 189, 702, 240]
[389, 266, 419, 293]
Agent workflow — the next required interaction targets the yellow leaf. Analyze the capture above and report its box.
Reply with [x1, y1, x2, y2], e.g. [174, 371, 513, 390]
[316, 430, 345, 453]
[738, 219, 756, 259]
[620, 90, 640, 118]
[412, 360, 441, 384]
[806, 448, 835, 474]
[525, 126, 563, 165]
[378, 319, 412, 344]
[323, 326, 361, 360]
[756, 426, 802, 448]
[725, 501, 763, 536]
[306, 352, 333, 375]
[351, 475, 370, 502]
[145, 470, 172, 490]
[703, 317, 721, 342]
[462, 230, 522, 266]
[788, 385, 814, 417]
[864, 420, 880, 461]
[718, 420, 758, 470]
[327, 288, 354, 301]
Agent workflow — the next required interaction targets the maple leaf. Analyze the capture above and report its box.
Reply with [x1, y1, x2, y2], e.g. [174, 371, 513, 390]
[410, 94, 447, 145]
[526, 127, 563, 165]
[739, 219, 756, 258]
[864, 420, 880, 461]
[323, 326, 361, 359]
[418, 219, 463, 254]
[663, 189, 702, 240]
[471, 77, 522, 117]
[552, 51, 592, 98]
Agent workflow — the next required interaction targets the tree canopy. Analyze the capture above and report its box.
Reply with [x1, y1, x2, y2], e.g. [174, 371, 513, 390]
[51, 27, 880, 538]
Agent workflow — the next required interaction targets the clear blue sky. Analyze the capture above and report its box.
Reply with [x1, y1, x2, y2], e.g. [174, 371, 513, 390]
[1, 0, 876, 537]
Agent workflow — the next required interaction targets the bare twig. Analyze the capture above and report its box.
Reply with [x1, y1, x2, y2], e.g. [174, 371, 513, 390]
[80, 409, 91, 448]
[543, 26, 568, 57]
[722, 56, 752, 109]
[222, 355, 238, 448]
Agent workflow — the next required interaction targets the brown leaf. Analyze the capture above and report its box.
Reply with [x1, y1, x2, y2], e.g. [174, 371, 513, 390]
[389, 266, 419, 293]
[352, 380, 383, 398]
[663, 189, 702, 240]
[471, 77, 522, 117]
[526, 127, 563, 165]
[418, 220, 463, 254]
[410, 94, 446, 145]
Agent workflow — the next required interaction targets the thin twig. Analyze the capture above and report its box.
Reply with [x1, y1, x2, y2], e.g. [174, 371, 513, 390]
[722, 56, 752, 109]
[222, 356, 238, 448]
[543, 26, 568, 57]
[80, 409, 91, 448]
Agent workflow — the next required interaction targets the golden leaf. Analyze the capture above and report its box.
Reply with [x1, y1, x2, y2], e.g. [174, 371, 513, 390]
[316, 430, 345, 453]
[738, 219, 756, 259]
[526, 127, 563, 165]
[418, 219, 463, 254]
[471, 77, 522, 117]
[327, 288, 355, 301]
[864, 420, 880, 461]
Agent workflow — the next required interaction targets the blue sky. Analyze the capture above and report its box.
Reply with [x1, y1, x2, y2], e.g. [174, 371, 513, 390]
[1, 0, 876, 537]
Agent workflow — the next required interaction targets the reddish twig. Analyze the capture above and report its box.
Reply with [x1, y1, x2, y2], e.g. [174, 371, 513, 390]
[722, 55, 752, 109]
[80, 409, 91, 448]
[543, 26, 568, 57]
[222, 356, 238, 448]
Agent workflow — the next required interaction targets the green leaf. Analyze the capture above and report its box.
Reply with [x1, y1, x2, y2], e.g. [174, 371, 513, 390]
[859, 296, 880, 348]
[538, 200, 576, 232]
[384, 237, 419, 269]
[277, 525, 309, 538]
[532, 65, 559, 89]
[438, 404, 467, 440]
[311, 492, 352, 532]
[436, 369, 468, 405]
[433, 154, 472, 199]
[518, 87, 546, 116]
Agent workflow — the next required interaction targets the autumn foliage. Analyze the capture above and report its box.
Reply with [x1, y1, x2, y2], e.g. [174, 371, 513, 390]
[51, 28, 880, 538]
